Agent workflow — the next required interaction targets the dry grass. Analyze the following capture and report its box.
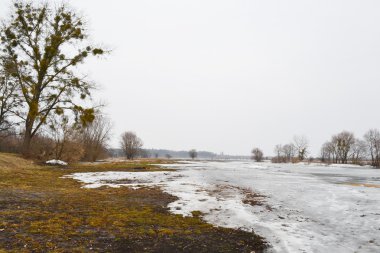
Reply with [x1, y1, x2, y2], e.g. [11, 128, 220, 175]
[340, 183, 380, 188]
[0, 153, 267, 252]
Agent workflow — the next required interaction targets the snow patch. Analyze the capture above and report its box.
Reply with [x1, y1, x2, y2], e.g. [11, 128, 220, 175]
[46, 159, 68, 166]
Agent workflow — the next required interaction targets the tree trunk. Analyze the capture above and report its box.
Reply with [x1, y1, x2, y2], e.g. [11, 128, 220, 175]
[22, 132, 32, 157]
[22, 118, 34, 157]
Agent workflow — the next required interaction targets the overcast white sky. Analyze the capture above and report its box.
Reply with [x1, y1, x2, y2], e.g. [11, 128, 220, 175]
[1, 0, 380, 156]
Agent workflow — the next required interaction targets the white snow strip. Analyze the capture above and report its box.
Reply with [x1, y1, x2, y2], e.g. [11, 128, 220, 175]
[65, 161, 380, 253]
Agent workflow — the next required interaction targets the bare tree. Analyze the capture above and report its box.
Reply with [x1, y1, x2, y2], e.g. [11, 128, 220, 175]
[293, 135, 309, 161]
[251, 148, 264, 162]
[331, 131, 355, 164]
[321, 141, 334, 163]
[364, 129, 380, 167]
[120, 131, 143, 160]
[46, 116, 85, 162]
[282, 143, 296, 162]
[329, 141, 338, 163]
[274, 144, 283, 161]
[165, 154, 172, 159]
[350, 139, 367, 165]
[80, 115, 112, 161]
[323, 134, 367, 165]
[189, 149, 197, 160]
[48, 116, 77, 161]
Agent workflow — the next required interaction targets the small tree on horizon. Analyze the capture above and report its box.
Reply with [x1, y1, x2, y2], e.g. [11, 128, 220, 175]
[251, 148, 264, 162]
[282, 143, 296, 162]
[120, 131, 143, 160]
[332, 131, 355, 164]
[293, 135, 309, 161]
[350, 138, 367, 165]
[364, 129, 380, 167]
[189, 149, 197, 160]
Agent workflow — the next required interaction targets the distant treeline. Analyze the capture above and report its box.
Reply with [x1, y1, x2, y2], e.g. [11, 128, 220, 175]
[251, 130, 380, 168]
[109, 148, 249, 160]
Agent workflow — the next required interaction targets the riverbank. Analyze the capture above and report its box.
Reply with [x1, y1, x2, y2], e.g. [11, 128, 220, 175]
[0, 153, 266, 252]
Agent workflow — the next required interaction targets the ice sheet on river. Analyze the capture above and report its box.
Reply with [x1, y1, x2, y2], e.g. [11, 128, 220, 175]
[66, 161, 380, 253]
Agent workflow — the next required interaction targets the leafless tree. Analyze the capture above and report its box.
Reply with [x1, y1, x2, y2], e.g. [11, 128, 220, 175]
[272, 143, 294, 163]
[47, 116, 83, 162]
[320, 141, 334, 163]
[80, 115, 112, 161]
[120, 131, 143, 160]
[364, 129, 380, 167]
[331, 131, 355, 164]
[293, 135, 309, 161]
[189, 149, 197, 159]
[45, 116, 86, 162]
[251, 148, 264, 162]
[320, 143, 329, 163]
[350, 139, 367, 165]
[282, 143, 296, 162]
[165, 154, 172, 159]
[274, 144, 283, 161]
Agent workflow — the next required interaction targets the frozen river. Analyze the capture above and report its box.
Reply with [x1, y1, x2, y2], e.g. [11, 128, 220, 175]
[68, 161, 380, 253]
